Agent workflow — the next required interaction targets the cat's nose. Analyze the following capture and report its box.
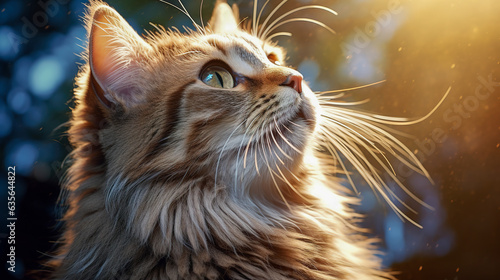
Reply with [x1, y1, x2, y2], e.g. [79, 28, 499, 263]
[280, 72, 303, 94]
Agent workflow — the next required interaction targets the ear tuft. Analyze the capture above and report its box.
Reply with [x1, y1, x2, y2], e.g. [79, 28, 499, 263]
[209, 0, 239, 33]
[88, 4, 151, 108]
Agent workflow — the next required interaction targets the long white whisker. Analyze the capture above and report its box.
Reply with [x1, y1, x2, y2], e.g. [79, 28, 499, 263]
[254, 139, 260, 176]
[269, 121, 293, 161]
[321, 109, 428, 178]
[256, 0, 271, 36]
[274, 118, 302, 154]
[199, 0, 205, 31]
[272, 154, 310, 202]
[252, 0, 259, 36]
[264, 32, 292, 44]
[318, 127, 359, 195]
[261, 5, 337, 41]
[321, 121, 430, 210]
[176, 0, 203, 33]
[261, 130, 291, 209]
[321, 113, 396, 175]
[319, 99, 371, 106]
[235, 117, 260, 189]
[214, 122, 244, 188]
[319, 127, 423, 227]
[258, 0, 288, 38]
[160, 0, 203, 33]
[371, 86, 451, 125]
[262, 17, 336, 41]
[317, 92, 346, 99]
[321, 107, 432, 178]
[320, 106, 416, 138]
[320, 86, 451, 126]
[316, 80, 386, 95]
[243, 134, 255, 170]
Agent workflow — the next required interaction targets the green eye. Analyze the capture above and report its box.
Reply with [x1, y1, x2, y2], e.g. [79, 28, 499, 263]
[200, 66, 235, 89]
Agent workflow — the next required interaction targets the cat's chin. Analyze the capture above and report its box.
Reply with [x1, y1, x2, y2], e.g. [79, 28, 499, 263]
[297, 102, 316, 129]
[299, 84, 319, 130]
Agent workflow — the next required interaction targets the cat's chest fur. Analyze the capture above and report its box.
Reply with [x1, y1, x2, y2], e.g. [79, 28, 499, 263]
[54, 175, 383, 280]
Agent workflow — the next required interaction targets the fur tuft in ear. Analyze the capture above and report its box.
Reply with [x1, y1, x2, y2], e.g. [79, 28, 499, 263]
[209, 0, 239, 33]
[88, 3, 151, 108]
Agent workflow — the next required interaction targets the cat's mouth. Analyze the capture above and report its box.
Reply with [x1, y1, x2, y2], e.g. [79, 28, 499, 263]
[250, 92, 317, 157]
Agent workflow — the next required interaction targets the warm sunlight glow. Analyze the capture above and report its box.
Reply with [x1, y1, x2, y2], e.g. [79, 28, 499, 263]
[309, 181, 343, 213]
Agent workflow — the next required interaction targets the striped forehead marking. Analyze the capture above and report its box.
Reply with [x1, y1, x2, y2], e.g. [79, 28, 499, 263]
[207, 35, 268, 72]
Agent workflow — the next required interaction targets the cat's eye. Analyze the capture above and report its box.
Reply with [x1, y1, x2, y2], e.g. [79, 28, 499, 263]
[267, 53, 281, 65]
[200, 65, 235, 89]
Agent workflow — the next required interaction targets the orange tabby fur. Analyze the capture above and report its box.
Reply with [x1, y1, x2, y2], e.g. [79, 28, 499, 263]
[49, 1, 395, 279]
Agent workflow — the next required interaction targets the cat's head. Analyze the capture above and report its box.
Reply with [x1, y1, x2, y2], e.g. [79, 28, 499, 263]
[77, 0, 319, 198]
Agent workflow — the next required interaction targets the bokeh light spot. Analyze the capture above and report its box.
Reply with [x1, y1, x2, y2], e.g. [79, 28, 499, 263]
[0, 102, 13, 138]
[7, 88, 31, 114]
[385, 213, 406, 263]
[0, 26, 19, 60]
[298, 59, 320, 84]
[5, 140, 39, 176]
[29, 56, 65, 99]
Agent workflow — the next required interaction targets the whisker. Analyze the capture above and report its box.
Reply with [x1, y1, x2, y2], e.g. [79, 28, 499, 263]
[264, 32, 292, 44]
[317, 92, 345, 100]
[214, 122, 245, 188]
[321, 114, 396, 175]
[318, 89, 448, 214]
[256, 0, 271, 36]
[318, 126, 359, 195]
[320, 106, 416, 138]
[270, 118, 293, 161]
[271, 137, 292, 162]
[282, 122, 294, 134]
[321, 88, 449, 126]
[288, 120, 302, 128]
[199, 0, 205, 31]
[261, 18, 336, 41]
[370, 86, 451, 126]
[321, 109, 429, 178]
[258, 0, 288, 38]
[321, 121, 428, 210]
[243, 134, 255, 169]
[318, 127, 423, 228]
[252, 0, 259, 36]
[273, 160, 311, 202]
[176, 0, 203, 33]
[318, 99, 371, 106]
[274, 118, 302, 154]
[234, 118, 259, 189]
[159, 0, 203, 33]
[254, 140, 260, 176]
[260, 5, 337, 41]
[261, 131, 291, 209]
[316, 80, 386, 95]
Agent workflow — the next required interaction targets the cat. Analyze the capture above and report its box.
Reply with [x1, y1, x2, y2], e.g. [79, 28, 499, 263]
[47, 0, 436, 279]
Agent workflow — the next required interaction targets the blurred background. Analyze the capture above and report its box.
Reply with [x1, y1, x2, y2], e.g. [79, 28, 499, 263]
[0, 0, 498, 279]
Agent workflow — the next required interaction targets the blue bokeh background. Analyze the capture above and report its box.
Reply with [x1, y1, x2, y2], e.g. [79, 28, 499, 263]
[1, 0, 499, 279]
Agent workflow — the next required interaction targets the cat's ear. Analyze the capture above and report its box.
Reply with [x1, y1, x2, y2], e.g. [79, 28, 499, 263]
[88, 5, 151, 108]
[209, 0, 239, 33]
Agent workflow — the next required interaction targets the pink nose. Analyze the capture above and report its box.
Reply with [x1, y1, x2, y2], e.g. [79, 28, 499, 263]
[281, 73, 303, 94]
